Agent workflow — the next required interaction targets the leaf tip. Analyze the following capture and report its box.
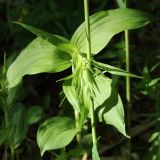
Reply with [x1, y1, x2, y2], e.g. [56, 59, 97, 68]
[40, 148, 45, 157]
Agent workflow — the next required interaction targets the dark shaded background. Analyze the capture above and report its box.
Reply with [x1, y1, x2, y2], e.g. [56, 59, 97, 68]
[0, 0, 160, 159]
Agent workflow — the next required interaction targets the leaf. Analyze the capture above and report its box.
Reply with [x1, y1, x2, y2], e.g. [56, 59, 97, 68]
[13, 22, 75, 53]
[93, 60, 141, 78]
[26, 106, 43, 125]
[115, 0, 125, 8]
[148, 78, 160, 87]
[7, 82, 22, 106]
[62, 80, 80, 112]
[37, 116, 77, 156]
[9, 103, 28, 148]
[93, 73, 127, 136]
[92, 144, 100, 160]
[71, 8, 153, 55]
[57, 74, 74, 82]
[149, 132, 160, 142]
[0, 128, 11, 145]
[81, 134, 92, 149]
[7, 37, 71, 88]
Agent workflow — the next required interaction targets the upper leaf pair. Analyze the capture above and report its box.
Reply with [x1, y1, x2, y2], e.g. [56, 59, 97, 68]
[7, 8, 153, 89]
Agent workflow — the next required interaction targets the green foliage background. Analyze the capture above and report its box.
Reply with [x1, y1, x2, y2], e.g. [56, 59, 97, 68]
[0, 0, 160, 159]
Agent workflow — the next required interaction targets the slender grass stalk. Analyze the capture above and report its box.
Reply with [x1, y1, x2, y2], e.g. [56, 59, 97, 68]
[125, 26, 131, 135]
[84, 0, 91, 60]
[124, 0, 131, 159]
[84, 0, 97, 145]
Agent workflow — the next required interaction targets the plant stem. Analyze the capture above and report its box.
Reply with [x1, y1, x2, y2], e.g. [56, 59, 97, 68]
[90, 99, 97, 145]
[125, 29, 131, 130]
[124, 0, 131, 159]
[74, 110, 81, 145]
[84, 0, 97, 146]
[10, 143, 15, 160]
[84, 0, 91, 60]
[3, 101, 8, 160]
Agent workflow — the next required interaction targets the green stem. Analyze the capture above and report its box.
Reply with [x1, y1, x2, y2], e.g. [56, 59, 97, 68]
[124, 0, 131, 159]
[3, 102, 8, 160]
[84, 0, 91, 61]
[84, 0, 97, 146]
[10, 143, 15, 160]
[90, 99, 97, 145]
[74, 110, 81, 145]
[125, 28, 131, 159]
[125, 29, 131, 103]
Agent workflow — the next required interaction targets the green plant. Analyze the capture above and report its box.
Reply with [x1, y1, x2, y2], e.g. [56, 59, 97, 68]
[6, 1, 153, 159]
[137, 65, 160, 160]
[0, 54, 43, 160]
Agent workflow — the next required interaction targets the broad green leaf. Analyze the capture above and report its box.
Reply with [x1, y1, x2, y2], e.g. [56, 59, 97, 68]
[71, 8, 153, 55]
[92, 144, 100, 160]
[7, 37, 71, 88]
[93, 73, 127, 136]
[26, 106, 43, 125]
[93, 60, 141, 78]
[14, 22, 76, 53]
[9, 103, 28, 148]
[37, 116, 77, 156]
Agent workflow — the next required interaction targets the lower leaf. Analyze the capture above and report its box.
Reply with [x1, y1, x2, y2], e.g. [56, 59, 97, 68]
[9, 103, 28, 148]
[93, 72, 128, 137]
[37, 116, 77, 156]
